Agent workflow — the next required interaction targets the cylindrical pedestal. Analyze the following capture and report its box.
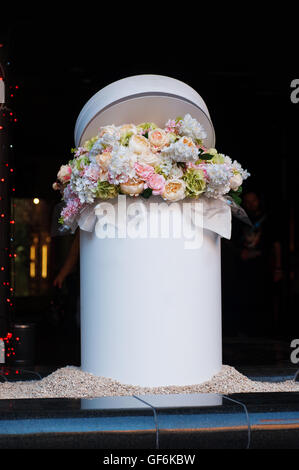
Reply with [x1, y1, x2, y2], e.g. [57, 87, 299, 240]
[80, 201, 222, 387]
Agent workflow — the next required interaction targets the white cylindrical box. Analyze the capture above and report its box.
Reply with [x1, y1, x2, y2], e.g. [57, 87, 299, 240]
[80, 213, 222, 387]
[76, 75, 224, 387]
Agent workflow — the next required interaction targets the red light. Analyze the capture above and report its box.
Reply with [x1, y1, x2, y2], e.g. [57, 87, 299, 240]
[15, 337, 19, 341]
[1, 178, 5, 182]
[12, 188, 15, 192]
[10, 220, 15, 224]
[1, 267, 4, 271]
[0, 127, 3, 130]
[10, 169, 14, 172]
[7, 333, 12, 338]
[10, 94, 13, 98]
[0, 214, 4, 218]
[15, 370, 19, 374]
[15, 86, 19, 89]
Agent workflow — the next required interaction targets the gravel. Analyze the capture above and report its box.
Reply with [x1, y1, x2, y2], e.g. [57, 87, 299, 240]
[1, 365, 299, 399]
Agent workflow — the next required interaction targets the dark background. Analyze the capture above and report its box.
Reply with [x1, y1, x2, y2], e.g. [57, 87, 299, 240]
[1, 13, 299, 369]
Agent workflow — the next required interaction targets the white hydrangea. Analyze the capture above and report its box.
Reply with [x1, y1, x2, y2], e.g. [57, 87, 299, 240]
[161, 136, 198, 163]
[205, 163, 233, 198]
[169, 163, 184, 179]
[156, 154, 173, 176]
[69, 173, 98, 204]
[107, 145, 137, 185]
[231, 160, 250, 180]
[179, 114, 207, 141]
[88, 137, 105, 161]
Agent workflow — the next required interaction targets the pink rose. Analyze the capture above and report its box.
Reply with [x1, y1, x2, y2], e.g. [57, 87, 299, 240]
[57, 165, 72, 183]
[146, 173, 166, 195]
[134, 162, 155, 181]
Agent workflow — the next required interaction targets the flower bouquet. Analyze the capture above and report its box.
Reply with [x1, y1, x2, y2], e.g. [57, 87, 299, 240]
[53, 114, 250, 230]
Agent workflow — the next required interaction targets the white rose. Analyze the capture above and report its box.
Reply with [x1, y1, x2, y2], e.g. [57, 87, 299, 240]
[99, 125, 120, 139]
[229, 173, 243, 191]
[162, 179, 186, 202]
[137, 151, 160, 167]
[119, 124, 138, 136]
[129, 135, 151, 154]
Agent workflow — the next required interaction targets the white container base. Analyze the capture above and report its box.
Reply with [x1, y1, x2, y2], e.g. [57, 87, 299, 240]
[80, 223, 222, 387]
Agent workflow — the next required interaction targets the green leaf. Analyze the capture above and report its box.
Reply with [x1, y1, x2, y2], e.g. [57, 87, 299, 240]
[198, 152, 214, 161]
[141, 188, 153, 199]
[229, 186, 243, 205]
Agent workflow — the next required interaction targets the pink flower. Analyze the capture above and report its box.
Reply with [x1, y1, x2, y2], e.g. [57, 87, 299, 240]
[84, 165, 101, 182]
[146, 173, 166, 195]
[134, 162, 155, 181]
[61, 197, 83, 222]
[57, 165, 72, 183]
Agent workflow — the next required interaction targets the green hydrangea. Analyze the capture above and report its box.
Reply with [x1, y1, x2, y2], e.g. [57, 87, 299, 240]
[75, 155, 90, 171]
[196, 148, 225, 164]
[120, 131, 135, 146]
[83, 136, 99, 151]
[182, 168, 206, 198]
[154, 165, 168, 179]
[96, 181, 119, 200]
[136, 122, 157, 137]
[137, 122, 158, 131]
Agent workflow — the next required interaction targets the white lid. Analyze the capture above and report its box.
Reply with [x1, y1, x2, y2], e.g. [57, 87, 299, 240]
[74, 74, 215, 148]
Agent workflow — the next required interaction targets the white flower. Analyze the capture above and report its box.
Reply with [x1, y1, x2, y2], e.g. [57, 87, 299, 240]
[169, 163, 184, 179]
[118, 124, 138, 136]
[137, 151, 160, 167]
[129, 135, 151, 154]
[155, 154, 173, 176]
[162, 179, 186, 202]
[88, 137, 105, 160]
[179, 114, 207, 142]
[161, 136, 198, 163]
[229, 173, 243, 191]
[205, 163, 233, 198]
[108, 145, 137, 185]
[231, 160, 250, 180]
[99, 124, 120, 141]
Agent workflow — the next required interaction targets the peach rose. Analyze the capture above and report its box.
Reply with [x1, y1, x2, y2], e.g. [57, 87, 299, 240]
[120, 178, 145, 196]
[129, 135, 151, 154]
[96, 151, 112, 171]
[162, 179, 186, 202]
[148, 128, 169, 152]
